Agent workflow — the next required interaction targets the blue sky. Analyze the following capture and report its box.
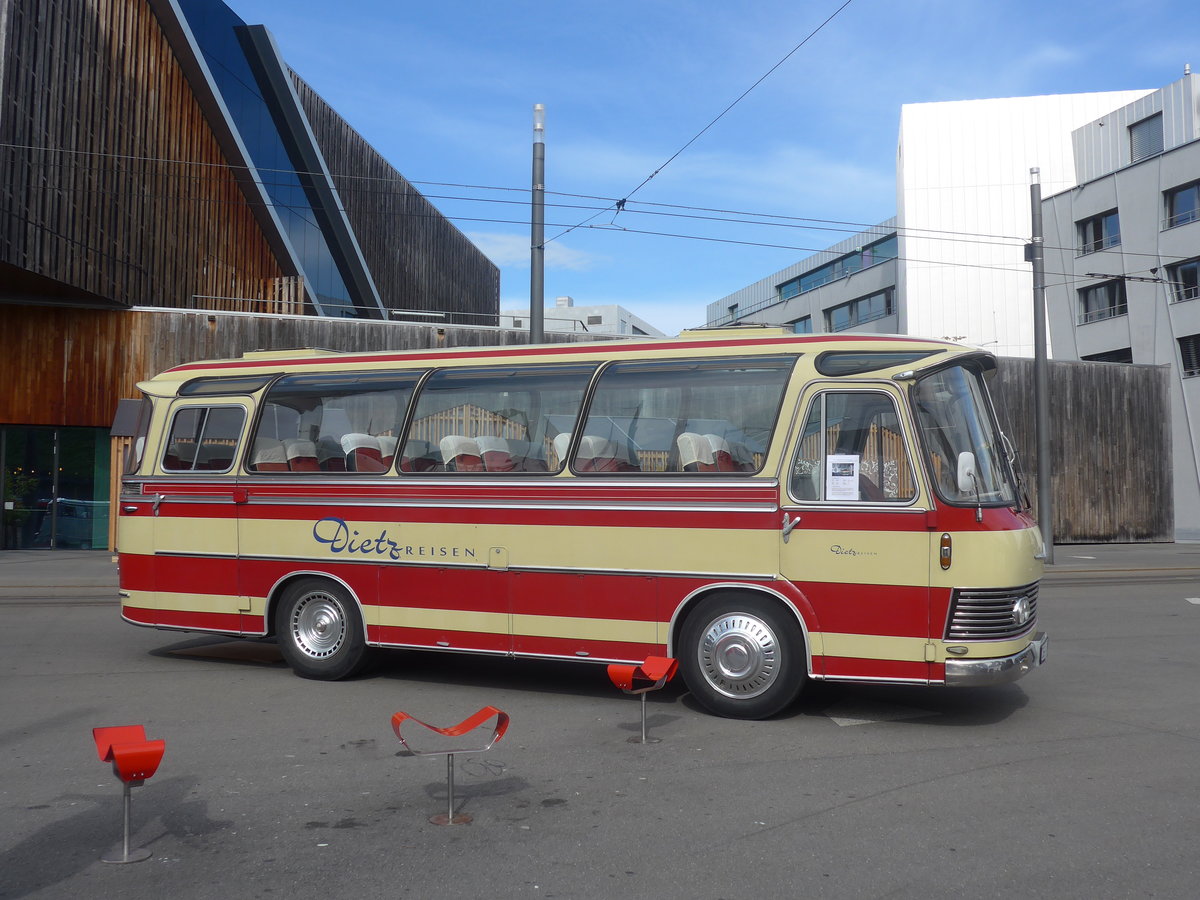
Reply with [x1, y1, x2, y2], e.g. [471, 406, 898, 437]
[230, 0, 1199, 334]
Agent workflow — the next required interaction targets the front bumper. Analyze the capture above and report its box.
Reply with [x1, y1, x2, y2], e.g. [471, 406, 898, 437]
[944, 632, 1048, 687]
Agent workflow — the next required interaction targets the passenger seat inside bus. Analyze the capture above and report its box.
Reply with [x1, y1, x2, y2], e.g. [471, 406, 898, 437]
[250, 438, 289, 472]
[341, 433, 386, 472]
[282, 439, 320, 471]
[399, 439, 440, 472]
[677, 432, 716, 472]
[439, 435, 484, 472]
[476, 436, 516, 472]
[316, 437, 347, 471]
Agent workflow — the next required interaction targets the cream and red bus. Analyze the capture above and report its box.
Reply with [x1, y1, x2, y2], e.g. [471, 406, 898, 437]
[117, 328, 1047, 719]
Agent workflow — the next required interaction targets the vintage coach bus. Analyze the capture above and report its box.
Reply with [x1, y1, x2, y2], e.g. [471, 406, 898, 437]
[117, 328, 1047, 719]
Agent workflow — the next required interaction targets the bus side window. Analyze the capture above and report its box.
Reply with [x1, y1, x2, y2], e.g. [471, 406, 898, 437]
[161, 406, 246, 473]
[249, 372, 421, 474]
[579, 355, 796, 474]
[791, 392, 915, 503]
[405, 364, 596, 474]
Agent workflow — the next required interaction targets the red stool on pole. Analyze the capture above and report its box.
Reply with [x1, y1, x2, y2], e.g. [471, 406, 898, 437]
[390, 706, 509, 825]
[92, 725, 166, 864]
[607, 656, 678, 743]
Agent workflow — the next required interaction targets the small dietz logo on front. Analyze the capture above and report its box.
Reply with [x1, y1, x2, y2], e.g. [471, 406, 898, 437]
[830, 544, 877, 558]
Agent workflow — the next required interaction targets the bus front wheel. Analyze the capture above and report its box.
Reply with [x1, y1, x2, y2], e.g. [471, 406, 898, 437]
[276, 578, 370, 680]
[679, 594, 804, 719]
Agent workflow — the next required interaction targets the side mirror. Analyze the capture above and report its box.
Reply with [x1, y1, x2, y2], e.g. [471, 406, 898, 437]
[956, 451, 978, 494]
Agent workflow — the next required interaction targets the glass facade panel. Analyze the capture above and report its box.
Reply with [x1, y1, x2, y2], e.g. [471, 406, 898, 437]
[176, 0, 362, 316]
[1, 427, 110, 550]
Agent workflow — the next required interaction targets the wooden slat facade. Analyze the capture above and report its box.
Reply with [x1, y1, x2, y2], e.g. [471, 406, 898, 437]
[0, 306, 611, 428]
[991, 358, 1173, 543]
[0, 0, 283, 307]
[291, 74, 500, 325]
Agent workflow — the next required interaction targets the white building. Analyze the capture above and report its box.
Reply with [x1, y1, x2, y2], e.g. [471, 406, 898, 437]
[501, 296, 666, 337]
[1043, 72, 1200, 538]
[710, 88, 1152, 357]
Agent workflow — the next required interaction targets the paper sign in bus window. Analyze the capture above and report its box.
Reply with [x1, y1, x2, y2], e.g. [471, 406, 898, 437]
[826, 454, 860, 501]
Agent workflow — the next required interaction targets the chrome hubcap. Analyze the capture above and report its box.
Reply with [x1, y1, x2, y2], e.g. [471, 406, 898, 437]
[291, 593, 346, 659]
[698, 612, 779, 698]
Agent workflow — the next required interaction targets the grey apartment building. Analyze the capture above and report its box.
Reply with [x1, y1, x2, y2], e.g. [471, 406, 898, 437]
[1043, 71, 1200, 539]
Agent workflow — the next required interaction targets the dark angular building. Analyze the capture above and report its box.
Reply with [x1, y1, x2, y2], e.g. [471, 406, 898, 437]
[0, 0, 500, 548]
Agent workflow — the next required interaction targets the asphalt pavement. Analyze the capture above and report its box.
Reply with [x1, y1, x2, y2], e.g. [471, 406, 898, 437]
[3, 543, 1200, 899]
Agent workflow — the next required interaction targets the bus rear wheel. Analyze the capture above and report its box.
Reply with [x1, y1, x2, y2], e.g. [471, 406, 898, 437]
[679, 593, 804, 719]
[275, 578, 370, 680]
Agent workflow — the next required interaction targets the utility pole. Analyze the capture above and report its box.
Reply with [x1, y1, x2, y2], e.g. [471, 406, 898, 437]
[1029, 168, 1054, 563]
[530, 104, 545, 344]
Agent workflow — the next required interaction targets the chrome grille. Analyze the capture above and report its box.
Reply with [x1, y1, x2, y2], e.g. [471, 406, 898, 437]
[945, 582, 1039, 641]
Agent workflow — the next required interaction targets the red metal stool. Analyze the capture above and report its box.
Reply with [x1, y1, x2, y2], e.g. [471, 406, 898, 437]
[607, 656, 679, 743]
[92, 725, 166, 864]
[390, 706, 509, 825]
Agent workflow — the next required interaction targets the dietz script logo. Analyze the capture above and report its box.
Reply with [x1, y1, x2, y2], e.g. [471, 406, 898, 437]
[312, 516, 476, 561]
[830, 544, 878, 558]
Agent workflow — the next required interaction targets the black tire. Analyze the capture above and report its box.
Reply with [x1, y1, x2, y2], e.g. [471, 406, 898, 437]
[679, 592, 805, 719]
[275, 578, 370, 680]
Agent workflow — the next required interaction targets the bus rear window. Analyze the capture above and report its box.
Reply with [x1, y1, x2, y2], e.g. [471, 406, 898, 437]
[576, 355, 796, 474]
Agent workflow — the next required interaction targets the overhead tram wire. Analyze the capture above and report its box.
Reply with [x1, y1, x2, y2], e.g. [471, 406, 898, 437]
[6, 140, 1196, 268]
[542, 0, 860, 245]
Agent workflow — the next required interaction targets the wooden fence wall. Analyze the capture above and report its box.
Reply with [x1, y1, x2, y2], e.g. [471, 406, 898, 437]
[990, 357, 1173, 543]
[0, 306, 615, 428]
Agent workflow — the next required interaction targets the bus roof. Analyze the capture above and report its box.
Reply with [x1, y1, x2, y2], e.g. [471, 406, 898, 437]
[141, 331, 976, 394]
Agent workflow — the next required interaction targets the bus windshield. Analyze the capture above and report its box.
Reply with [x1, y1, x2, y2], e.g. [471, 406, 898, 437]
[912, 364, 1016, 506]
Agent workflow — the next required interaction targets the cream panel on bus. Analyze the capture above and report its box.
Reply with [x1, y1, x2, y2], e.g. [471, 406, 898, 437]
[930, 526, 1043, 590]
[780, 526, 933, 587]
[238, 516, 777, 579]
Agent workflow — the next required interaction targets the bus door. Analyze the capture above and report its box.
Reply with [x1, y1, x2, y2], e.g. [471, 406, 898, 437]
[148, 399, 251, 632]
[779, 387, 934, 683]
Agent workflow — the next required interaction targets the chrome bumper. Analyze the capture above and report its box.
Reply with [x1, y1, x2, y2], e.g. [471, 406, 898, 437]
[944, 632, 1048, 687]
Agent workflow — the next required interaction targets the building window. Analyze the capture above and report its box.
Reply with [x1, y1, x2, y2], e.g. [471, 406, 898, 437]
[1165, 180, 1200, 229]
[587, 315, 603, 325]
[1077, 280, 1128, 324]
[825, 289, 894, 332]
[1167, 259, 1200, 304]
[777, 234, 898, 301]
[512, 319, 523, 328]
[1077, 209, 1120, 254]
[1082, 348, 1133, 364]
[792, 316, 812, 334]
[1179, 334, 1200, 377]
[1129, 113, 1164, 163]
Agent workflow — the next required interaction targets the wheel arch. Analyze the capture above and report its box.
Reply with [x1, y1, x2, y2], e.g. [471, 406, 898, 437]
[264, 570, 368, 639]
[666, 582, 815, 677]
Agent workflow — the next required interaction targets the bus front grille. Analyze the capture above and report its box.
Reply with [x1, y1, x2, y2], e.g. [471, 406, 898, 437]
[945, 582, 1039, 641]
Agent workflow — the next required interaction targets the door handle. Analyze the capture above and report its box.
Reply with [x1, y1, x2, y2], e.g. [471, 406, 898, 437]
[153, 493, 164, 517]
[782, 513, 801, 543]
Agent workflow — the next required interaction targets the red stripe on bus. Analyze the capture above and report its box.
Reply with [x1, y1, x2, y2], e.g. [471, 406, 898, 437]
[122, 604, 243, 633]
[368, 624, 509, 654]
[798, 581, 932, 638]
[151, 502, 780, 531]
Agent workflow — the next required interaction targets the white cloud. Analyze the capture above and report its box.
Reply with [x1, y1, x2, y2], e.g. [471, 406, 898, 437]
[467, 231, 603, 272]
